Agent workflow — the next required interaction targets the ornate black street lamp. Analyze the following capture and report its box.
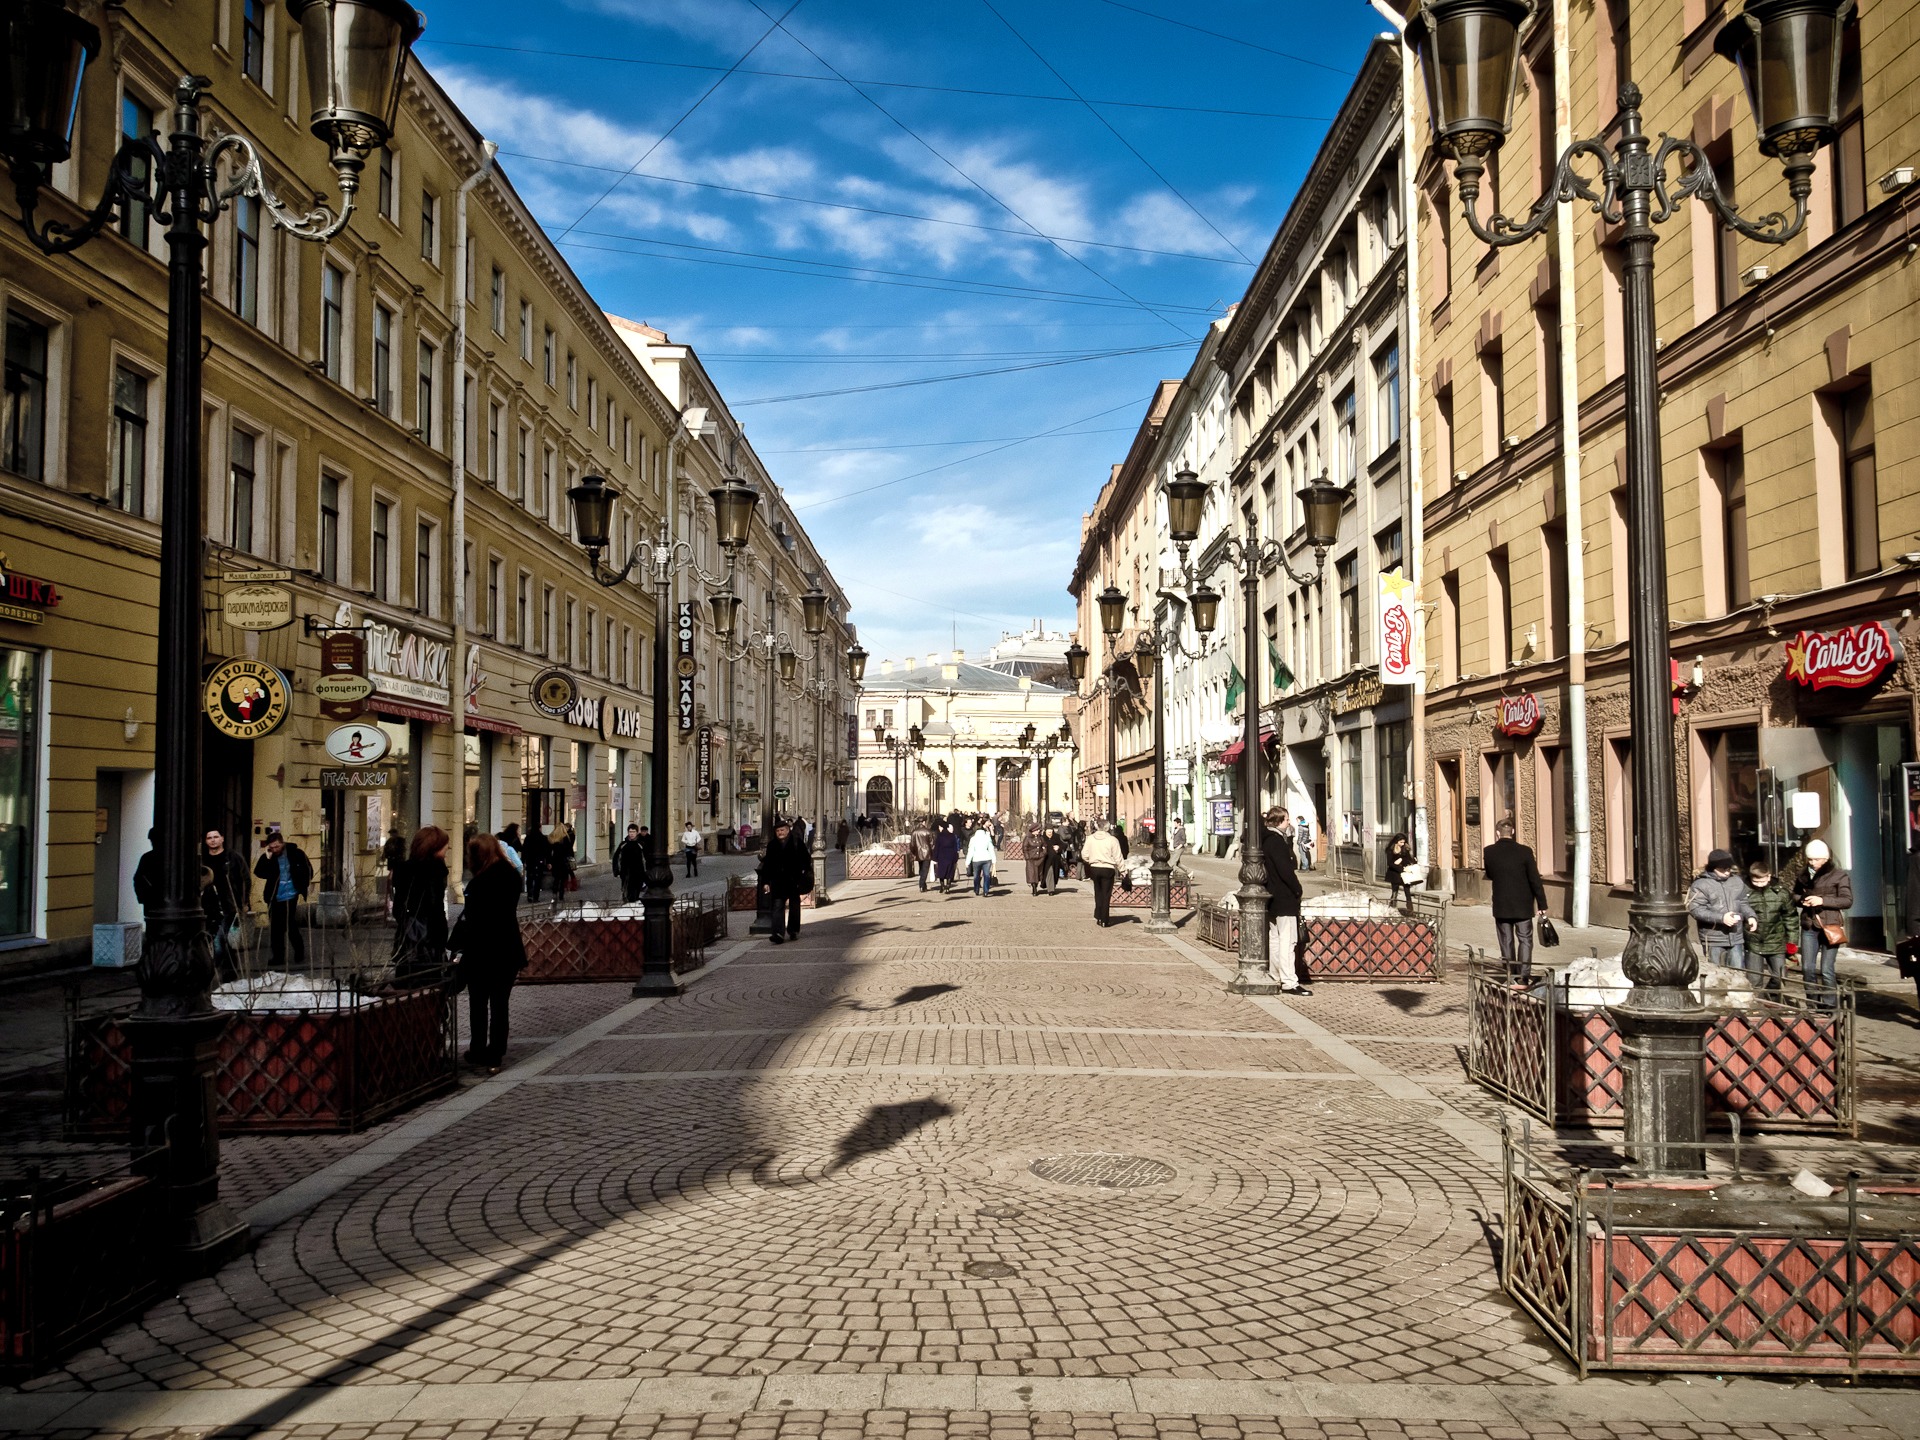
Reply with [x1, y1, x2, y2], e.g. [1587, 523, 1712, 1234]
[0, 0, 420, 1268]
[1402, 0, 1853, 1172]
[1070, 585, 1146, 832]
[1202, 478, 1343, 991]
[569, 469, 755, 992]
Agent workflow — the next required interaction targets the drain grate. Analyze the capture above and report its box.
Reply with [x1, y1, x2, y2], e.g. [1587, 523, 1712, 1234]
[977, 1204, 1024, 1219]
[1029, 1153, 1177, 1190]
[964, 1259, 1018, 1278]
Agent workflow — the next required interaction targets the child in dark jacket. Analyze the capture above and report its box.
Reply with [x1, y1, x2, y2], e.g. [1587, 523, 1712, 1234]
[1745, 858, 1795, 998]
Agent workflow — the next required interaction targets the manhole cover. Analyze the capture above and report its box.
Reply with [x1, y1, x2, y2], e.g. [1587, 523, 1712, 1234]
[1029, 1153, 1177, 1190]
[964, 1259, 1018, 1278]
[977, 1204, 1024, 1219]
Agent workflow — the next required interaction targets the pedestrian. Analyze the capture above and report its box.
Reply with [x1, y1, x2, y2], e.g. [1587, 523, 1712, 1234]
[836, 818, 849, 851]
[380, 824, 408, 888]
[1168, 815, 1187, 866]
[1296, 816, 1315, 872]
[759, 816, 813, 943]
[1082, 822, 1123, 925]
[201, 827, 251, 982]
[548, 824, 576, 896]
[911, 816, 933, 891]
[132, 829, 159, 908]
[1482, 817, 1549, 982]
[614, 823, 649, 903]
[1259, 807, 1312, 995]
[495, 823, 524, 874]
[1793, 838, 1851, 1011]
[1746, 857, 1795, 999]
[1900, 847, 1920, 1018]
[1688, 848, 1756, 974]
[450, 832, 526, 1074]
[521, 825, 551, 900]
[1024, 823, 1048, 896]
[932, 822, 960, 892]
[253, 830, 313, 968]
[1113, 819, 1129, 859]
[390, 825, 451, 986]
[1384, 832, 1415, 912]
[1041, 826, 1064, 894]
[966, 822, 997, 896]
[679, 819, 703, 879]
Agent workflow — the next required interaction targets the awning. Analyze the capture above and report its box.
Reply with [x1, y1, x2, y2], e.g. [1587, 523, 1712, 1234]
[372, 695, 453, 725]
[1213, 727, 1278, 767]
[464, 712, 522, 736]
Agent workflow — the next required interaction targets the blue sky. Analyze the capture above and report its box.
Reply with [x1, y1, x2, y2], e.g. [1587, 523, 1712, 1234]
[422, 0, 1387, 663]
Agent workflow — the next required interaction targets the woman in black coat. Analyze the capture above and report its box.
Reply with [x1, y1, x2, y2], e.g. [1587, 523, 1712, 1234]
[451, 833, 528, 1072]
[390, 825, 451, 986]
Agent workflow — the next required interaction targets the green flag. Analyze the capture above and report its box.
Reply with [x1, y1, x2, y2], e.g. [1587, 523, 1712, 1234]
[1270, 639, 1293, 692]
[1225, 661, 1245, 712]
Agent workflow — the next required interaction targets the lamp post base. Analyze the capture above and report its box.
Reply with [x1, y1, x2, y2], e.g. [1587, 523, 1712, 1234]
[1228, 968, 1282, 995]
[630, 971, 683, 998]
[124, 1012, 251, 1274]
[1611, 987, 1709, 1176]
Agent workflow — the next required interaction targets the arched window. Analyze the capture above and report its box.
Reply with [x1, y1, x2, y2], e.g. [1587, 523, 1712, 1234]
[865, 776, 893, 817]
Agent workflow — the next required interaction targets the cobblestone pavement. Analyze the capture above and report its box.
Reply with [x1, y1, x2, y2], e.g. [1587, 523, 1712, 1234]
[5, 873, 1916, 1438]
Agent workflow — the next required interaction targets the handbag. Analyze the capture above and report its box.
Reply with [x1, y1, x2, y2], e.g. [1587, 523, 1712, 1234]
[1537, 916, 1560, 948]
[1819, 920, 1846, 947]
[1121, 871, 1134, 892]
[1897, 937, 1920, 979]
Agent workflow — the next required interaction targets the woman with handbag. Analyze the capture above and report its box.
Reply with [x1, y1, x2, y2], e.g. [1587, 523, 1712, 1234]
[450, 832, 527, 1072]
[389, 826, 450, 987]
[548, 824, 577, 897]
[1793, 838, 1852, 1012]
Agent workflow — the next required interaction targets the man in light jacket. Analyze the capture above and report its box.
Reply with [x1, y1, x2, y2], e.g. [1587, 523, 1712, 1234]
[1082, 823, 1124, 926]
[1687, 848, 1756, 972]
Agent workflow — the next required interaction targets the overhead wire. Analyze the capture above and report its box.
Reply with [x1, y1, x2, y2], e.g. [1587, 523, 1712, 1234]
[740, 0, 1200, 339]
[977, 0, 1254, 264]
[1085, 0, 1354, 76]
[499, 148, 1253, 265]
[551, 0, 806, 242]
[735, 341, 1194, 406]
[761, 425, 1133, 453]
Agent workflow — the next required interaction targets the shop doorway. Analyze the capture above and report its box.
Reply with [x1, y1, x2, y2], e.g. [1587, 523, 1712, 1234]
[201, 721, 253, 854]
[1438, 757, 1463, 871]
[522, 786, 566, 836]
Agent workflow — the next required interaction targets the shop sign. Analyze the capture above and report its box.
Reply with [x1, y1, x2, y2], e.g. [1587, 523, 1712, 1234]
[221, 584, 294, 631]
[1377, 568, 1418, 687]
[1785, 620, 1901, 691]
[318, 631, 370, 721]
[1210, 797, 1235, 836]
[0, 553, 59, 625]
[530, 667, 577, 719]
[356, 606, 451, 707]
[846, 713, 858, 761]
[204, 659, 290, 740]
[1496, 692, 1543, 737]
[739, 763, 760, 799]
[1332, 675, 1385, 716]
[225, 566, 292, 584]
[564, 692, 606, 736]
[611, 704, 645, 740]
[1167, 757, 1191, 786]
[323, 723, 391, 765]
[697, 725, 713, 802]
[321, 767, 394, 789]
[676, 601, 696, 733]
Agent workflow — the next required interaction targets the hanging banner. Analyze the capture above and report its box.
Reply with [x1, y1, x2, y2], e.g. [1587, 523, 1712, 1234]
[676, 601, 696, 733]
[697, 724, 714, 803]
[1378, 567, 1417, 687]
[847, 712, 859, 761]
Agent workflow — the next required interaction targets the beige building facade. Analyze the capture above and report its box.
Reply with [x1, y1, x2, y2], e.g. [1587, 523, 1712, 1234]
[1413, 0, 1920, 941]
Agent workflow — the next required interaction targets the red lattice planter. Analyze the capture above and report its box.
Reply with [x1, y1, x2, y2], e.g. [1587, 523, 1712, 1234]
[519, 899, 725, 982]
[1302, 916, 1440, 980]
[1469, 970, 1856, 1134]
[1110, 882, 1191, 908]
[1501, 1127, 1920, 1377]
[67, 986, 457, 1135]
[847, 851, 910, 879]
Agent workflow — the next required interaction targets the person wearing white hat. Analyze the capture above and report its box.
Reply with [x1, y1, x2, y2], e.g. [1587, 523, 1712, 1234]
[1792, 838, 1852, 1011]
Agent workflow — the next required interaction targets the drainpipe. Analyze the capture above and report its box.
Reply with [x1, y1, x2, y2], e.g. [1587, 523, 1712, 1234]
[449, 138, 496, 888]
[1369, 3, 1430, 881]
[1551, 0, 1594, 927]
[662, 420, 684, 834]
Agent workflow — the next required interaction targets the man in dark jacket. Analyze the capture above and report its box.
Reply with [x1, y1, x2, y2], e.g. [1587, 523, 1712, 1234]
[1483, 817, 1549, 980]
[521, 826, 552, 901]
[202, 828, 252, 981]
[1262, 808, 1310, 996]
[613, 823, 648, 903]
[254, 831, 313, 967]
[759, 816, 813, 943]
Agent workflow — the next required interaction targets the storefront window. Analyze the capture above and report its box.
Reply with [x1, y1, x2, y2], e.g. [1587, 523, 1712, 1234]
[570, 741, 591, 859]
[381, 720, 415, 835]
[463, 731, 488, 842]
[0, 650, 40, 937]
[1339, 732, 1362, 845]
[1705, 725, 1759, 869]
[607, 747, 625, 852]
[1375, 722, 1409, 845]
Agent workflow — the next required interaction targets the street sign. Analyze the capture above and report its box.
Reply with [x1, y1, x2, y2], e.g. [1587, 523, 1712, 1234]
[319, 632, 370, 721]
[323, 723, 391, 765]
[221, 584, 294, 631]
[224, 567, 292, 584]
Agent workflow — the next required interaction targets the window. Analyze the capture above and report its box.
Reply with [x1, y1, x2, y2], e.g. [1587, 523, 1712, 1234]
[516, 424, 531, 501]
[1839, 383, 1877, 578]
[607, 399, 616, 449]
[1337, 556, 1360, 669]
[490, 266, 505, 335]
[1542, 521, 1568, 658]
[520, 300, 533, 362]
[1435, 386, 1456, 482]
[372, 303, 394, 414]
[376, 146, 395, 220]
[319, 474, 341, 583]
[587, 376, 598, 432]
[109, 365, 149, 515]
[3, 311, 49, 482]
[517, 572, 531, 646]
[622, 416, 632, 466]
[321, 263, 345, 381]
[1535, 297, 1563, 424]
[0, 649, 41, 938]
[542, 584, 555, 656]
[1376, 721, 1409, 844]
[1481, 343, 1506, 458]
[1489, 548, 1513, 670]
[419, 188, 438, 263]
[417, 339, 436, 443]
[1607, 737, 1635, 884]
[1530, 46, 1556, 200]
[543, 327, 555, 386]
[241, 0, 266, 84]
[542, 446, 556, 520]
[1600, 0, 1632, 114]
[586, 606, 598, 672]
[416, 520, 435, 614]
[232, 195, 260, 323]
[487, 558, 503, 639]
[119, 94, 153, 247]
[565, 596, 577, 664]
[371, 499, 392, 601]
[1373, 343, 1400, 452]
[1706, 442, 1750, 612]
[1335, 386, 1356, 485]
[229, 428, 256, 551]
[1430, 186, 1452, 305]
[566, 352, 578, 410]
[1442, 571, 1462, 683]
[1831, 20, 1865, 229]
[1542, 746, 1573, 875]
[1377, 523, 1403, 577]
[1712, 153, 1740, 310]
[487, 401, 503, 483]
